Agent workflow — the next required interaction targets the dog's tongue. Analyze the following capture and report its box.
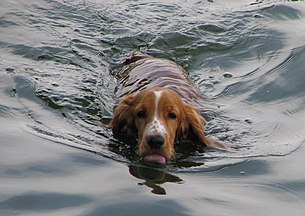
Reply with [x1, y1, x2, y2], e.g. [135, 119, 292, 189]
[144, 154, 166, 164]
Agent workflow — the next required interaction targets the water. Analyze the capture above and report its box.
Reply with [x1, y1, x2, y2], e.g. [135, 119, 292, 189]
[1, 0, 305, 215]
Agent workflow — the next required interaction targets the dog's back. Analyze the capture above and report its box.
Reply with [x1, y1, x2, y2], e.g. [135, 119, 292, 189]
[115, 53, 205, 112]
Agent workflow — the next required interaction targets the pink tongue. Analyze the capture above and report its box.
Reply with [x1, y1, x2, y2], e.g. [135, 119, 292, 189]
[144, 154, 166, 164]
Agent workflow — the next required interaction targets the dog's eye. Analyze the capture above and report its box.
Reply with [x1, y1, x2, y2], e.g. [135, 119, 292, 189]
[136, 110, 146, 118]
[168, 112, 177, 119]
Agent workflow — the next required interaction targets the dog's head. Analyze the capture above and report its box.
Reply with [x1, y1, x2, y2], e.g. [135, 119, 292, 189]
[109, 87, 221, 165]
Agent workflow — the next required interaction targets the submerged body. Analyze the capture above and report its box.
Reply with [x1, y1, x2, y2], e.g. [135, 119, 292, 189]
[115, 53, 206, 114]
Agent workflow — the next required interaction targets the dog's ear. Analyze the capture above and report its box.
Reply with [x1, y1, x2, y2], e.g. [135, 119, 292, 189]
[109, 94, 137, 139]
[179, 103, 226, 148]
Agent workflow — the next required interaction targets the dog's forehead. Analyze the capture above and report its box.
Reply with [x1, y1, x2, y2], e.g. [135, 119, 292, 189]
[136, 89, 157, 102]
[136, 89, 161, 102]
[135, 88, 182, 107]
[154, 90, 163, 100]
[156, 89, 181, 104]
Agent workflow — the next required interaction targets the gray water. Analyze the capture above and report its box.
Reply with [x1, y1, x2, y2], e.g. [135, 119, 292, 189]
[1, 0, 305, 215]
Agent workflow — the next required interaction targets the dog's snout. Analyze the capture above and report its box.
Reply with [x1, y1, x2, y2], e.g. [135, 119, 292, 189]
[147, 135, 165, 149]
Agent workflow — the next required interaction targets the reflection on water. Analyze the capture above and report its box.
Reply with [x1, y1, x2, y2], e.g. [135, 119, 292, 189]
[129, 165, 183, 195]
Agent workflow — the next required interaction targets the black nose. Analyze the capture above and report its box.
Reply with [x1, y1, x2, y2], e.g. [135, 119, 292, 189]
[147, 135, 165, 149]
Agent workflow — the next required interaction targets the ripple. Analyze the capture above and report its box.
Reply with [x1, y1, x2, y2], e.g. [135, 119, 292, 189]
[258, 180, 305, 202]
[0, 192, 92, 210]
[2, 0, 305, 173]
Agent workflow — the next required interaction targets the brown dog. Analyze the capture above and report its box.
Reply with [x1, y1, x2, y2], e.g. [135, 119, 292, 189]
[110, 53, 226, 164]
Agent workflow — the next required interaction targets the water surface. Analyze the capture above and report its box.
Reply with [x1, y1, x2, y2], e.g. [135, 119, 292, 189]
[1, 0, 305, 215]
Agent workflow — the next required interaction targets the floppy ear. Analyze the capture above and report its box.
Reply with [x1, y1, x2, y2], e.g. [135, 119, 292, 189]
[179, 103, 226, 148]
[109, 94, 137, 139]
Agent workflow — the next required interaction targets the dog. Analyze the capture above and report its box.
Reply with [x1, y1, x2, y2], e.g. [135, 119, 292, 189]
[109, 53, 227, 165]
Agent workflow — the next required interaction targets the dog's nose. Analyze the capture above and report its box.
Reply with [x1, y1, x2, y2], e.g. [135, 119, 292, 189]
[147, 135, 165, 149]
